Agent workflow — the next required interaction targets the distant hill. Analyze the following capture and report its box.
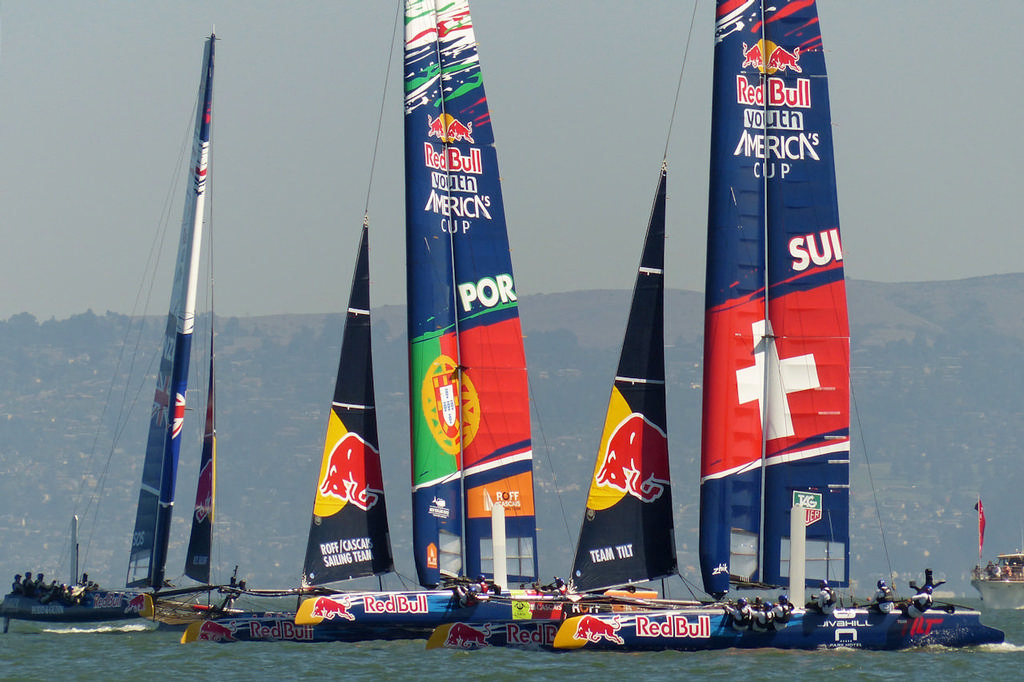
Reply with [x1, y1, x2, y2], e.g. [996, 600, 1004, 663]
[2, 275, 1023, 597]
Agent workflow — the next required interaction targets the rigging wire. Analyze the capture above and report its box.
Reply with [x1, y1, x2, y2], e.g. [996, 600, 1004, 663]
[850, 381, 898, 595]
[61, 99, 195, 580]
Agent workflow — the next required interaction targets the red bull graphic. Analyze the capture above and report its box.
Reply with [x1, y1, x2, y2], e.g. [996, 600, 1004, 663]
[318, 432, 384, 512]
[741, 39, 800, 74]
[635, 614, 712, 639]
[308, 596, 356, 621]
[248, 619, 315, 641]
[125, 594, 146, 614]
[444, 622, 491, 649]
[362, 593, 429, 615]
[506, 622, 558, 647]
[594, 414, 670, 503]
[196, 620, 237, 642]
[573, 614, 625, 645]
[193, 459, 213, 522]
[427, 113, 475, 143]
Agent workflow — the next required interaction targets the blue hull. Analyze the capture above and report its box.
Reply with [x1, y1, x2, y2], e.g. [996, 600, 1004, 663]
[1, 592, 144, 624]
[182, 612, 430, 643]
[297, 590, 566, 629]
[555, 606, 1004, 651]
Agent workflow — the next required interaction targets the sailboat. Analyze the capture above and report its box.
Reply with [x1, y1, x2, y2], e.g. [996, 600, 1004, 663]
[286, 0, 576, 636]
[426, 163, 684, 650]
[548, 0, 1003, 650]
[1, 33, 220, 633]
[182, 223, 422, 643]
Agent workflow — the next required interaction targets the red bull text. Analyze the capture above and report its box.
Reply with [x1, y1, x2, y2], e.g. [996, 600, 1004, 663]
[635, 614, 712, 639]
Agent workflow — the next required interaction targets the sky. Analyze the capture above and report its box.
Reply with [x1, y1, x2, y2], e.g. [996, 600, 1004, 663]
[1, 0, 1022, 320]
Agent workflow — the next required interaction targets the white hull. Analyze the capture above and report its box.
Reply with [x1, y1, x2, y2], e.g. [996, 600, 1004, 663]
[971, 578, 1024, 609]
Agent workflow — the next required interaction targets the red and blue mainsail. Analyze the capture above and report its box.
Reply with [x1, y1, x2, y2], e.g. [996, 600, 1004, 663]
[405, 0, 537, 588]
[128, 34, 215, 589]
[571, 166, 676, 592]
[699, 0, 849, 597]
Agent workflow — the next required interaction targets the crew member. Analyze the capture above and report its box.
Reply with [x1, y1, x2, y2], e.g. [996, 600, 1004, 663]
[906, 584, 933, 618]
[871, 579, 895, 614]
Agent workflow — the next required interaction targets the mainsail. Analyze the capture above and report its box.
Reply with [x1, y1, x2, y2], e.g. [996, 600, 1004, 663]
[571, 165, 676, 592]
[303, 223, 395, 585]
[127, 33, 215, 589]
[699, 0, 850, 598]
[405, 0, 537, 587]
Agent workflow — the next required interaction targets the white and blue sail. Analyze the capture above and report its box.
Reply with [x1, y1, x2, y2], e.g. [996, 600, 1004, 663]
[127, 34, 215, 589]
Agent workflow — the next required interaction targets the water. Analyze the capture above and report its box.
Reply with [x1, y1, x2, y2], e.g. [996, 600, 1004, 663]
[2, 608, 1022, 682]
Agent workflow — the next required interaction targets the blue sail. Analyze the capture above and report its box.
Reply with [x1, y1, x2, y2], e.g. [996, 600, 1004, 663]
[127, 34, 215, 589]
[699, 1, 849, 597]
[405, 0, 537, 587]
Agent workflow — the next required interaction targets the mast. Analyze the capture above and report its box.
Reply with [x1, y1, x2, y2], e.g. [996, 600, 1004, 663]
[127, 33, 215, 589]
[302, 221, 394, 586]
[571, 165, 675, 592]
[405, 0, 537, 588]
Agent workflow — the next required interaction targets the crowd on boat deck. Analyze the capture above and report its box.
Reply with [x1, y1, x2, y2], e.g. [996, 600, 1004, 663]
[8, 571, 99, 605]
[973, 560, 1024, 581]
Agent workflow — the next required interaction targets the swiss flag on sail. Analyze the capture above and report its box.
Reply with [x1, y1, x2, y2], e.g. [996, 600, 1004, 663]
[975, 499, 986, 560]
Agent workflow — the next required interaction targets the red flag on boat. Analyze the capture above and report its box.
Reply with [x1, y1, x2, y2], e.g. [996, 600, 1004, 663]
[975, 499, 986, 560]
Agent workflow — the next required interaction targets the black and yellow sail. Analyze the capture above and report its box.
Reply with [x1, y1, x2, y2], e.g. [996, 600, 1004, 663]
[302, 223, 394, 585]
[571, 165, 676, 592]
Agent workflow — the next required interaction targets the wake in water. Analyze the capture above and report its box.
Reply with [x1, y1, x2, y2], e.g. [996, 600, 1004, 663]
[41, 622, 157, 635]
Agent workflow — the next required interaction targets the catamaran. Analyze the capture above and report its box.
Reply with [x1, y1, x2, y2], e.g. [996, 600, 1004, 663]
[431, 0, 1004, 652]
[2, 33, 222, 633]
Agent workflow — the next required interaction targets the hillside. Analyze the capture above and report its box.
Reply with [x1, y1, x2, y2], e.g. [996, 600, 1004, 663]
[2, 275, 1023, 597]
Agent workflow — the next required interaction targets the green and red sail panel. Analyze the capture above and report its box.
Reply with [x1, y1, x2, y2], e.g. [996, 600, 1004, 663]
[405, 0, 537, 588]
[571, 166, 676, 592]
[699, 0, 849, 598]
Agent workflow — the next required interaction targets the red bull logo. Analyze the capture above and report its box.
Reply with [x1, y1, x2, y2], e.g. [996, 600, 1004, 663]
[427, 113, 475, 143]
[594, 413, 670, 503]
[193, 459, 213, 522]
[126, 594, 146, 614]
[741, 39, 801, 74]
[573, 614, 624, 645]
[196, 620, 237, 642]
[444, 622, 491, 649]
[309, 596, 356, 621]
[318, 432, 384, 512]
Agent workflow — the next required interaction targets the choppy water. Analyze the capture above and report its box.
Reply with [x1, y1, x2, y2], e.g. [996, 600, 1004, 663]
[2, 605, 1022, 682]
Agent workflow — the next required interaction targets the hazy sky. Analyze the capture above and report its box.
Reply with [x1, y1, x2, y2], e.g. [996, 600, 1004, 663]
[2, 1, 1021, 320]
